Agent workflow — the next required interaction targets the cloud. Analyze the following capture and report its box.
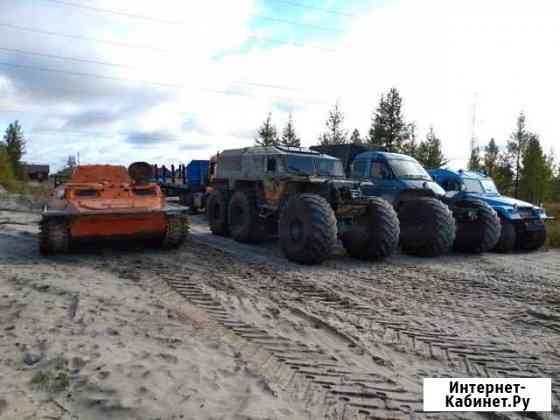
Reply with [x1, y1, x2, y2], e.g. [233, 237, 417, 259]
[125, 130, 180, 145]
[179, 143, 211, 151]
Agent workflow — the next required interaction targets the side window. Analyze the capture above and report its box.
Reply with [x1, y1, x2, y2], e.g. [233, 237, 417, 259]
[266, 158, 277, 173]
[442, 179, 460, 191]
[371, 161, 392, 180]
[352, 160, 367, 178]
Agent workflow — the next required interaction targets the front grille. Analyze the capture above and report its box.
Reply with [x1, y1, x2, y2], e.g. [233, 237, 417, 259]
[517, 207, 534, 219]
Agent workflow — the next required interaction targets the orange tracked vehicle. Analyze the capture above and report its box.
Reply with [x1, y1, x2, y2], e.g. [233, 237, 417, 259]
[39, 162, 189, 255]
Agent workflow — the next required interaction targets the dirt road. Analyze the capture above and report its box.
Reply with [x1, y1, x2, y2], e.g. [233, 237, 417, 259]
[0, 209, 558, 419]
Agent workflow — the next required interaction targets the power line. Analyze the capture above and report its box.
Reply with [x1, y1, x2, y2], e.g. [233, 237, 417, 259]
[40, 0, 344, 33]
[253, 15, 343, 33]
[0, 49, 306, 93]
[0, 61, 328, 105]
[0, 21, 335, 54]
[43, 0, 181, 25]
[0, 22, 170, 53]
[269, 0, 356, 18]
[0, 46, 134, 69]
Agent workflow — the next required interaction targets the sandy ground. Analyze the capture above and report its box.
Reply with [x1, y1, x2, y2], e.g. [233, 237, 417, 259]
[0, 198, 558, 420]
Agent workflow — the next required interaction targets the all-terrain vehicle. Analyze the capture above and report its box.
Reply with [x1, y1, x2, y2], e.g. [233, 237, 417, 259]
[312, 145, 501, 256]
[40, 162, 189, 255]
[206, 146, 400, 265]
[429, 169, 551, 252]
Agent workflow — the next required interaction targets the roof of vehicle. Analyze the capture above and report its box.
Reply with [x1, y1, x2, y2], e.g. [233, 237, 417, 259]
[428, 168, 490, 181]
[354, 151, 418, 161]
[219, 145, 338, 160]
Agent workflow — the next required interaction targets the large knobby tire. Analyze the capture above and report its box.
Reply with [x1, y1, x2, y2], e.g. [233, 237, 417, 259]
[519, 224, 547, 251]
[39, 217, 70, 255]
[228, 191, 265, 243]
[493, 219, 516, 253]
[162, 213, 189, 249]
[398, 197, 456, 257]
[207, 190, 229, 236]
[342, 197, 400, 261]
[453, 200, 501, 253]
[278, 194, 337, 265]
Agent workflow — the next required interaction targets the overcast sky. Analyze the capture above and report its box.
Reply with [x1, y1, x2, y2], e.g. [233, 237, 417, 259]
[0, 0, 558, 171]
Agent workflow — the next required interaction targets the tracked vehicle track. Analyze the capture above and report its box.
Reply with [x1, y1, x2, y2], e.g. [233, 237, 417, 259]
[163, 273, 427, 420]
[88, 224, 559, 418]
[263, 274, 560, 406]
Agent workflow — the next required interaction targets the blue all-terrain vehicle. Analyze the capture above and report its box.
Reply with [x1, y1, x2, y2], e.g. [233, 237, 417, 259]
[429, 169, 551, 252]
[312, 145, 502, 257]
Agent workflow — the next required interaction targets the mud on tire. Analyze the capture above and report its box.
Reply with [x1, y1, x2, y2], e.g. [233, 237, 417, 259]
[228, 191, 265, 243]
[398, 197, 456, 257]
[39, 217, 70, 255]
[207, 190, 229, 236]
[278, 193, 337, 265]
[453, 199, 501, 253]
[163, 213, 189, 249]
[342, 197, 400, 261]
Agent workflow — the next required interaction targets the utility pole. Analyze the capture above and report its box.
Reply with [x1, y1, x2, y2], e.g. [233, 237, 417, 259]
[470, 94, 478, 156]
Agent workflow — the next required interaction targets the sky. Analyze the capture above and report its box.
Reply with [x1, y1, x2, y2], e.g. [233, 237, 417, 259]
[0, 0, 559, 171]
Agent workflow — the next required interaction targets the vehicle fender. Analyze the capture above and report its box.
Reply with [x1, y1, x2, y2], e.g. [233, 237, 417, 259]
[394, 188, 439, 209]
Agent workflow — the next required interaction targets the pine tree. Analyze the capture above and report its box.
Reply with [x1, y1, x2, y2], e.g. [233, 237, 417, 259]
[544, 150, 556, 202]
[0, 145, 15, 191]
[414, 126, 447, 168]
[280, 114, 301, 147]
[319, 102, 348, 145]
[3, 121, 26, 178]
[401, 123, 417, 156]
[255, 113, 279, 146]
[468, 146, 482, 172]
[546, 150, 559, 202]
[66, 155, 77, 169]
[350, 129, 363, 145]
[368, 88, 409, 152]
[483, 138, 500, 177]
[508, 112, 529, 198]
[519, 134, 550, 204]
[494, 151, 514, 195]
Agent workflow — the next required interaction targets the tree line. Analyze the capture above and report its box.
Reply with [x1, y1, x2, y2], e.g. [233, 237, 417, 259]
[255, 88, 448, 168]
[255, 88, 560, 205]
[0, 121, 27, 189]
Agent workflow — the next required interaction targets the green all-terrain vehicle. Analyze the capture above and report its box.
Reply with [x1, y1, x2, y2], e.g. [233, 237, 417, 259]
[206, 146, 400, 265]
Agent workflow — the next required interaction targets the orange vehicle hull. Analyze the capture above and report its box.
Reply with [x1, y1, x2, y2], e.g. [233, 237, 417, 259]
[69, 212, 167, 239]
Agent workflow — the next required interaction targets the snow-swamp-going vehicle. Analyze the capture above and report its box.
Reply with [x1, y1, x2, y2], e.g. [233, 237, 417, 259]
[312, 145, 502, 256]
[39, 163, 189, 255]
[429, 169, 551, 252]
[206, 146, 400, 265]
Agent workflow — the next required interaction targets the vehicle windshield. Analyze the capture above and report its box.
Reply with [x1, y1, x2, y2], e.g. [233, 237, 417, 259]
[317, 159, 344, 177]
[481, 179, 499, 194]
[462, 178, 485, 193]
[285, 156, 344, 177]
[389, 159, 431, 180]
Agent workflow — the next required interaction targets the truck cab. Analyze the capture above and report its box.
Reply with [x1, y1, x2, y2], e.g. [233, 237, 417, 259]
[350, 151, 445, 205]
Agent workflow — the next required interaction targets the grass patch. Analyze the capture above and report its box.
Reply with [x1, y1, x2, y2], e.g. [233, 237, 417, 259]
[30, 356, 70, 393]
[545, 203, 560, 248]
[30, 370, 70, 392]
